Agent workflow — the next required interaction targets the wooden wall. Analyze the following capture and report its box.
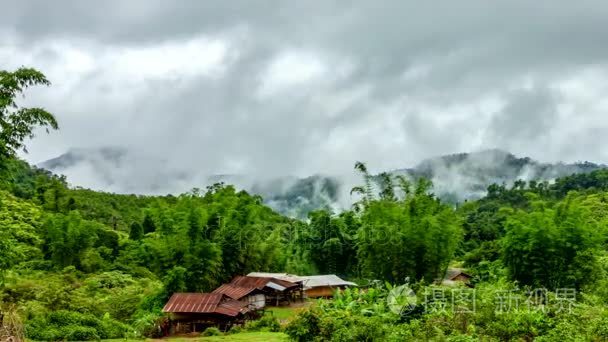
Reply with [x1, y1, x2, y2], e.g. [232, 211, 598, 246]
[305, 286, 337, 298]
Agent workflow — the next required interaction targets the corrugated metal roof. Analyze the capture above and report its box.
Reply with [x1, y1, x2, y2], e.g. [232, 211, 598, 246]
[247, 272, 305, 283]
[163, 293, 250, 317]
[229, 276, 272, 288]
[300, 275, 357, 288]
[163, 293, 223, 313]
[266, 281, 286, 291]
[229, 276, 298, 289]
[212, 276, 298, 300]
[216, 299, 251, 317]
[213, 284, 259, 300]
[247, 272, 291, 278]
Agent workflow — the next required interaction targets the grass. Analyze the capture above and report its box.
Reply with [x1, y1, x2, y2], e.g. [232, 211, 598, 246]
[198, 332, 288, 341]
[101, 332, 288, 342]
[101, 306, 303, 342]
[265, 306, 300, 321]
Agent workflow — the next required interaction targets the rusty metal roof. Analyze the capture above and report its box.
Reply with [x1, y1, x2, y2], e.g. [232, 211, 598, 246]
[230, 276, 299, 289]
[216, 299, 250, 317]
[162, 293, 250, 317]
[213, 284, 259, 300]
[163, 293, 223, 313]
[247, 272, 305, 284]
[212, 276, 299, 300]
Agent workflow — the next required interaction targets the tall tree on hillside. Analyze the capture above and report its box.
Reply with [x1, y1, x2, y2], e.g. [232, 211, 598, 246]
[0, 68, 58, 161]
[351, 161, 374, 211]
[129, 222, 144, 241]
[354, 164, 461, 283]
[378, 172, 396, 201]
[502, 194, 603, 289]
[142, 213, 156, 234]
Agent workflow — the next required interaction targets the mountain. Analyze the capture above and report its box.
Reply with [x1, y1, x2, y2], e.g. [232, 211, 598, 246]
[396, 149, 604, 203]
[38, 148, 606, 217]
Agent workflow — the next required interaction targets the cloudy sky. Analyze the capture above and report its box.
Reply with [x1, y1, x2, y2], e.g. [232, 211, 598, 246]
[2, 1, 608, 183]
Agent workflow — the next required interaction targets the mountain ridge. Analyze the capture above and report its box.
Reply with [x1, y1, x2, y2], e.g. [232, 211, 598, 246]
[38, 148, 607, 217]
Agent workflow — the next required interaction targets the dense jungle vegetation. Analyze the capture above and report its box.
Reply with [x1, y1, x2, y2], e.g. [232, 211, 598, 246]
[3, 68, 608, 340]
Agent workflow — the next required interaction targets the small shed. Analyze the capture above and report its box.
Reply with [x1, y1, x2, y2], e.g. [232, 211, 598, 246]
[441, 268, 473, 287]
[162, 293, 252, 334]
[300, 275, 357, 298]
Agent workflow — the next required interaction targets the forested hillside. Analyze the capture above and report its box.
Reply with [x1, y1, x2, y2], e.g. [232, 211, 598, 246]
[3, 67, 608, 340]
[5, 152, 608, 340]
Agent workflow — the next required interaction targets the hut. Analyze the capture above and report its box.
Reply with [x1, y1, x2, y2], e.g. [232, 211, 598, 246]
[162, 293, 252, 334]
[300, 275, 357, 298]
[213, 276, 300, 307]
[441, 268, 473, 287]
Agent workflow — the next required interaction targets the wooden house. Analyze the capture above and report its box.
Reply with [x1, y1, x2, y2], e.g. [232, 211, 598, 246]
[162, 293, 252, 334]
[213, 276, 300, 307]
[300, 275, 357, 298]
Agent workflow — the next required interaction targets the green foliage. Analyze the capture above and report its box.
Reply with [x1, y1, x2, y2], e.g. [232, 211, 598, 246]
[24, 310, 130, 340]
[142, 212, 156, 234]
[502, 194, 603, 289]
[287, 282, 608, 341]
[305, 210, 357, 276]
[0, 190, 43, 277]
[284, 308, 322, 342]
[245, 314, 281, 332]
[129, 221, 143, 240]
[162, 266, 188, 297]
[202, 326, 224, 336]
[356, 178, 462, 283]
[0, 68, 58, 160]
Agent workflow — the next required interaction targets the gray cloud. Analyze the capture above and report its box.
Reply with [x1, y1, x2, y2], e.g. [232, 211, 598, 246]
[2, 0, 608, 193]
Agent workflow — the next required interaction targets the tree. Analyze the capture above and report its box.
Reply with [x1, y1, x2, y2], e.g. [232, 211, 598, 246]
[378, 172, 396, 201]
[0, 230, 18, 283]
[351, 161, 374, 211]
[142, 213, 156, 234]
[356, 176, 461, 283]
[162, 266, 188, 298]
[128, 222, 144, 241]
[502, 194, 602, 289]
[0, 68, 58, 161]
[187, 207, 203, 241]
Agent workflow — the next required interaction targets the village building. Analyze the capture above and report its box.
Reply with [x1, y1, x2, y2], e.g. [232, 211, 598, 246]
[441, 268, 474, 287]
[247, 272, 304, 284]
[162, 293, 253, 334]
[299, 275, 358, 298]
[213, 275, 302, 307]
[247, 272, 358, 299]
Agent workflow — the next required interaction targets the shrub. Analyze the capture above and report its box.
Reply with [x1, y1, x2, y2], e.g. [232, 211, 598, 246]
[65, 326, 100, 341]
[25, 321, 61, 342]
[24, 310, 130, 340]
[47, 310, 81, 326]
[285, 308, 322, 342]
[245, 314, 281, 332]
[202, 327, 223, 336]
[228, 325, 243, 334]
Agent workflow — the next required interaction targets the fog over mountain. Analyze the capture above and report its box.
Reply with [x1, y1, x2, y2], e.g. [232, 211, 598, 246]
[39, 148, 605, 217]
